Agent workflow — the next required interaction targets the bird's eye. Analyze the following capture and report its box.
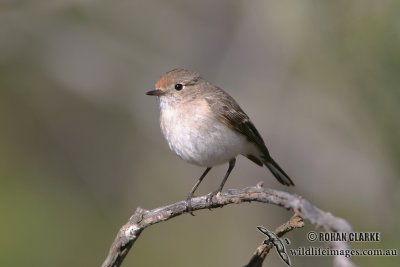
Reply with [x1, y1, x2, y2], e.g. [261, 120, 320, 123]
[174, 83, 183, 91]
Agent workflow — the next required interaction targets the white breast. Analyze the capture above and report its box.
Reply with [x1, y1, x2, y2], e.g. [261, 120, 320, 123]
[159, 98, 248, 167]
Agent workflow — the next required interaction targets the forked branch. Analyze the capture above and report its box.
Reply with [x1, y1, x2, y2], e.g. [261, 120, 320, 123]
[101, 183, 355, 267]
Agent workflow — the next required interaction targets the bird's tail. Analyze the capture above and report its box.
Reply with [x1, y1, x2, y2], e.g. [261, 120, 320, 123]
[262, 156, 294, 186]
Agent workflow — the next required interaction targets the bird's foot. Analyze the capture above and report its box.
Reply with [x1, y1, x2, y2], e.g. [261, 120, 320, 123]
[206, 190, 220, 207]
[185, 194, 195, 216]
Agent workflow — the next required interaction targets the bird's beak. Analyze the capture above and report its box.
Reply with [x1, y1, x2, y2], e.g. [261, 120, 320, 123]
[146, 89, 164, 96]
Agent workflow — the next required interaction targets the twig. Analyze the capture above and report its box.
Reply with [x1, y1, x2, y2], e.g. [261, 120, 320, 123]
[101, 183, 355, 267]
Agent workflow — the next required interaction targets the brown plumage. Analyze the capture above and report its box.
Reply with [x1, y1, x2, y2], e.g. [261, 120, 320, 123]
[147, 69, 294, 213]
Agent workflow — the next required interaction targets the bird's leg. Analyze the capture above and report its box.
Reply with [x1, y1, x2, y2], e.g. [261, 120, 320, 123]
[186, 167, 212, 215]
[206, 158, 236, 205]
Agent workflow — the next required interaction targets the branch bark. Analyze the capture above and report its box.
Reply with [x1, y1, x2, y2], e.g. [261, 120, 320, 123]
[101, 183, 355, 267]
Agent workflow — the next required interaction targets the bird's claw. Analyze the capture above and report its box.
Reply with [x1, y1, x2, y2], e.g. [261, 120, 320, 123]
[206, 190, 219, 207]
[186, 196, 195, 216]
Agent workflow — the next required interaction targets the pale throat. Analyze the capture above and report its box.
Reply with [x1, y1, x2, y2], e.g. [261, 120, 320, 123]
[159, 97, 212, 136]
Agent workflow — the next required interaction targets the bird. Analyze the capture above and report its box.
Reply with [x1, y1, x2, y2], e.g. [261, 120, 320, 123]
[146, 69, 294, 213]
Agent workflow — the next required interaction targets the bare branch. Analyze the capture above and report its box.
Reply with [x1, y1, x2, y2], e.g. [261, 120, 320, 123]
[101, 183, 355, 267]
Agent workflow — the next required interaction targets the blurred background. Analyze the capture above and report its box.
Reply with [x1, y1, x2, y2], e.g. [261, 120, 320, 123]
[1, 0, 399, 266]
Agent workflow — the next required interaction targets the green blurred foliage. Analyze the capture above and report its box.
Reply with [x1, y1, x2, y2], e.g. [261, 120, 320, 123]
[0, 1, 399, 266]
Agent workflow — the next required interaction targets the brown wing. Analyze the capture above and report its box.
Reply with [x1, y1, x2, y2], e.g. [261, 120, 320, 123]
[204, 87, 270, 156]
[204, 86, 294, 186]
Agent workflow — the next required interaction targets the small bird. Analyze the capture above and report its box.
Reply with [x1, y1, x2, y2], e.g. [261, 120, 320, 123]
[146, 69, 294, 212]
